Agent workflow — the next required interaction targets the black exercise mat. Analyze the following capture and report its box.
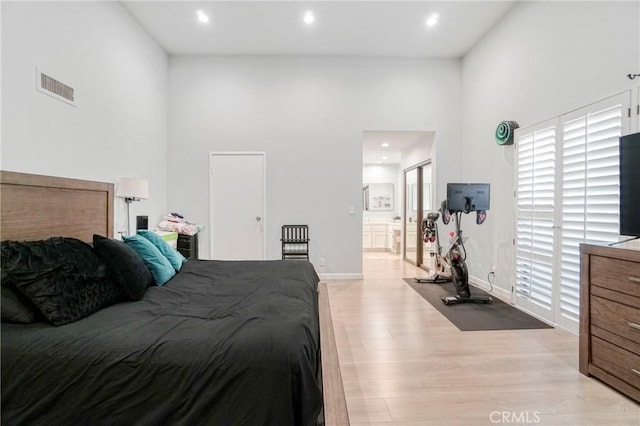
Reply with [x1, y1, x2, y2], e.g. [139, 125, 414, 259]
[403, 278, 553, 331]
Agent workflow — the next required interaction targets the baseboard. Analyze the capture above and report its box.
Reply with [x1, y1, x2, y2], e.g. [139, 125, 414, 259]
[469, 275, 512, 304]
[318, 273, 363, 280]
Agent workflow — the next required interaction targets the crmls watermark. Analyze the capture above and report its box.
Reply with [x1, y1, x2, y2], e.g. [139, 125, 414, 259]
[489, 410, 542, 424]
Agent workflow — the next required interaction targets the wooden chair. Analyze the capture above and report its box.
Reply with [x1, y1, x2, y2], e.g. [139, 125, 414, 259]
[281, 225, 310, 260]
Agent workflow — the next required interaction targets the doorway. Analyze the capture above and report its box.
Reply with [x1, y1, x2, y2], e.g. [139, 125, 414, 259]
[362, 131, 435, 265]
[209, 152, 265, 260]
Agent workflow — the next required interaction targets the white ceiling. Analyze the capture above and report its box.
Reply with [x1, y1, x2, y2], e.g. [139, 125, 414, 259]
[363, 131, 434, 165]
[122, 1, 515, 58]
[121, 1, 515, 165]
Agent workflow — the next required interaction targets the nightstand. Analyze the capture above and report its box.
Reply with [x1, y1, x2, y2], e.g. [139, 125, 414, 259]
[177, 234, 199, 260]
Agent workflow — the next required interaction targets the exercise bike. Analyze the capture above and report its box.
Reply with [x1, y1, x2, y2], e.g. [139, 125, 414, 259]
[416, 200, 492, 305]
[414, 210, 451, 284]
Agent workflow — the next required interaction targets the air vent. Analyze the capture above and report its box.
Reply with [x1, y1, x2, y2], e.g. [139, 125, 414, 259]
[36, 68, 75, 106]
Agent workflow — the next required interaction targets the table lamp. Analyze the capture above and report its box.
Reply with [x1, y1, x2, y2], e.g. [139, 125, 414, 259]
[116, 177, 149, 235]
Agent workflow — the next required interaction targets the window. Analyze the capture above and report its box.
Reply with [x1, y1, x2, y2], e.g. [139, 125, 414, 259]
[558, 104, 624, 326]
[514, 92, 630, 333]
[515, 123, 556, 312]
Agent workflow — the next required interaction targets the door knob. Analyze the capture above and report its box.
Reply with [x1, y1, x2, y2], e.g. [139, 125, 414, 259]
[256, 216, 262, 222]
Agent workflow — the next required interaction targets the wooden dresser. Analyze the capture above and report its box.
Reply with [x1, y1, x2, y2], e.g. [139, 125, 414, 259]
[579, 242, 640, 402]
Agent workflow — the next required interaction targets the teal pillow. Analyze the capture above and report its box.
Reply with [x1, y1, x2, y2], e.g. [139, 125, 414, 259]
[137, 230, 186, 271]
[122, 235, 175, 286]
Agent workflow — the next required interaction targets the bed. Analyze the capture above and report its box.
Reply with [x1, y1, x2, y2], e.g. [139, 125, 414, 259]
[0, 171, 348, 426]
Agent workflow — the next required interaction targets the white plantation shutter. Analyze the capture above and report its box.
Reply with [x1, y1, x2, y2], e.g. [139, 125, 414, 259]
[515, 125, 556, 312]
[515, 92, 629, 333]
[559, 116, 587, 325]
[558, 103, 623, 327]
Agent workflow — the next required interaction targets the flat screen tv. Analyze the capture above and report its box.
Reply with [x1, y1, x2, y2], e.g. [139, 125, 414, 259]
[446, 183, 490, 212]
[620, 132, 640, 237]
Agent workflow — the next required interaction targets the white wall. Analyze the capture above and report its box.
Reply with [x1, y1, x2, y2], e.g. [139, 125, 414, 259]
[1, 1, 169, 235]
[12, 2, 629, 281]
[168, 56, 462, 274]
[461, 1, 640, 293]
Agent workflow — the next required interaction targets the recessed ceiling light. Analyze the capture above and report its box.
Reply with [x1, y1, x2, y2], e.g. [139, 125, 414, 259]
[382, 156, 388, 160]
[381, 142, 390, 147]
[426, 13, 439, 27]
[303, 10, 315, 25]
[196, 10, 209, 24]
[377, 161, 382, 164]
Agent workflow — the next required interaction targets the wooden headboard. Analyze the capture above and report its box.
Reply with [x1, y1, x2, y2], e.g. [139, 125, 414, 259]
[1, 171, 114, 242]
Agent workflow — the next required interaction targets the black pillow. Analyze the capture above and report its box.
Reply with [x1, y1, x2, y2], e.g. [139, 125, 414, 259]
[1, 271, 40, 324]
[93, 235, 153, 300]
[1, 238, 124, 326]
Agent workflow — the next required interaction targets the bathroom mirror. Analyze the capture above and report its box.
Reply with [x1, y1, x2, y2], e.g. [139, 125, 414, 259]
[363, 183, 394, 211]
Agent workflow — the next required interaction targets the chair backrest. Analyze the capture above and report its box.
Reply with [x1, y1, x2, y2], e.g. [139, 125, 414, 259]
[282, 225, 309, 242]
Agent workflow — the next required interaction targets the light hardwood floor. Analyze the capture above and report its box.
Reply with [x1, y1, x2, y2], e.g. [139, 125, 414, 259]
[325, 252, 640, 426]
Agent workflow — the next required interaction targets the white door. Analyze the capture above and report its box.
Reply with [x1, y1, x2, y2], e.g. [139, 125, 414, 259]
[210, 152, 265, 260]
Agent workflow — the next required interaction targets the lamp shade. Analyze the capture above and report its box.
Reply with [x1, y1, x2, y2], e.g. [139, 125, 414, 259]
[116, 177, 149, 200]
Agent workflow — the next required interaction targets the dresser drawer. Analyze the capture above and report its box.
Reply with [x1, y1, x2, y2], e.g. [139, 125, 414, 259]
[178, 247, 193, 258]
[592, 336, 640, 390]
[591, 296, 640, 347]
[178, 244, 194, 253]
[590, 255, 640, 296]
[177, 239, 192, 249]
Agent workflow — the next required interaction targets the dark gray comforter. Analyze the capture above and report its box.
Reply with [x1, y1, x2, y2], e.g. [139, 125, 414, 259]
[1, 259, 322, 426]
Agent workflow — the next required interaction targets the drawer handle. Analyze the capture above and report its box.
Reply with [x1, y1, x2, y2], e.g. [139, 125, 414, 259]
[629, 276, 640, 283]
[630, 322, 640, 331]
[633, 369, 640, 377]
